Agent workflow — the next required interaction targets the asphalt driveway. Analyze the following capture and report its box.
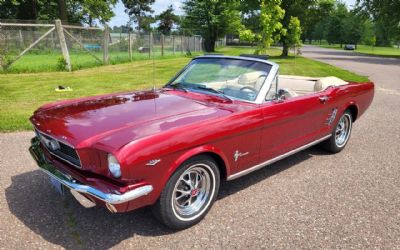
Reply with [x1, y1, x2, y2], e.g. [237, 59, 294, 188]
[1, 46, 399, 249]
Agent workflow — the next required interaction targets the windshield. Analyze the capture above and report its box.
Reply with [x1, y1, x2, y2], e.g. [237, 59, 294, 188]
[169, 58, 272, 102]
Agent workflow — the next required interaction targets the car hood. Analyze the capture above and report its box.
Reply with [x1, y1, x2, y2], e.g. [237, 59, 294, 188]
[31, 90, 232, 150]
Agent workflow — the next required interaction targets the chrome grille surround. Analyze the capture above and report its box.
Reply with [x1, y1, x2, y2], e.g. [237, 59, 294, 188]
[35, 129, 82, 168]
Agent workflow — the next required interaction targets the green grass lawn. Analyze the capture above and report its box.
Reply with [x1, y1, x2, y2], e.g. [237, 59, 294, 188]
[2, 50, 188, 73]
[0, 46, 368, 132]
[311, 41, 400, 58]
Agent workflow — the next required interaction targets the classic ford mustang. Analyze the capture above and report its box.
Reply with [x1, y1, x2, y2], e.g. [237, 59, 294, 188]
[29, 55, 374, 229]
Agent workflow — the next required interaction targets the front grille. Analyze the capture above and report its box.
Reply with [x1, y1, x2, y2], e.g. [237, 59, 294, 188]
[37, 131, 82, 168]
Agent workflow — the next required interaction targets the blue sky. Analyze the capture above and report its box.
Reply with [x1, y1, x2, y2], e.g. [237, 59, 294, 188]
[109, 0, 356, 28]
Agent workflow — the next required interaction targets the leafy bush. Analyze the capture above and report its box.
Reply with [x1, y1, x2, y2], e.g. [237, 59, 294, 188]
[56, 56, 67, 71]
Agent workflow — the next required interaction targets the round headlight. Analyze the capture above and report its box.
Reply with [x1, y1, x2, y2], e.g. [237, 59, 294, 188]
[108, 154, 121, 178]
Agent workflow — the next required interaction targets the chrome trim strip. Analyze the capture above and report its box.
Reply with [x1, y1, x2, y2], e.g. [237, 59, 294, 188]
[227, 135, 332, 181]
[35, 127, 83, 168]
[41, 166, 153, 204]
[34, 127, 75, 148]
[48, 150, 82, 168]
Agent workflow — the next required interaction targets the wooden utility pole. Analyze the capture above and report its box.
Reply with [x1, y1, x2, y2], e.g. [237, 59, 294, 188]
[103, 25, 110, 64]
[55, 19, 71, 71]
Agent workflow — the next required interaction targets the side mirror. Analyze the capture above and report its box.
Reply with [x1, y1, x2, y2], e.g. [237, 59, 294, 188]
[276, 89, 287, 102]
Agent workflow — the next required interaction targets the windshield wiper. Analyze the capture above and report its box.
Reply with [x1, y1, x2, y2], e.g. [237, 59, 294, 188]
[194, 85, 232, 101]
[166, 82, 188, 92]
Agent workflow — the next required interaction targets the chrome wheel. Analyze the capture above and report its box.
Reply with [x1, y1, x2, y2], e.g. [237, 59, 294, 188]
[335, 113, 352, 148]
[172, 164, 215, 221]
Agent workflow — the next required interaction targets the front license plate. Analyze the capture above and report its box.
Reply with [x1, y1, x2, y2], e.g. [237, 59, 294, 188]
[50, 176, 65, 195]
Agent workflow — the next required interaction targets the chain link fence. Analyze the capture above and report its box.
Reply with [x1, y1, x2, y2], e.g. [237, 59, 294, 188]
[0, 20, 209, 73]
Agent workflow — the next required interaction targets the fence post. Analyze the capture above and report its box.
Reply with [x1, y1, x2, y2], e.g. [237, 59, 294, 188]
[55, 19, 71, 72]
[149, 32, 152, 58]
[172, 35, 175, 55]
[128, 32, 132, 61]
[103, 25, 110, 64]
[181, 36, 183, 54]
[161, 34, 164, 56]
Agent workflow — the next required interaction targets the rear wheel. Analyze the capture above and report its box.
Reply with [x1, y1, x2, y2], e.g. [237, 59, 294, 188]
[321, 110, 353, 153]
[152, 155, 220, 230]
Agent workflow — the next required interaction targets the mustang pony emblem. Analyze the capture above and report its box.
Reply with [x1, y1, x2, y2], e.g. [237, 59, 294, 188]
[146, 159, 161, 166]
[234, 150, 249, 162]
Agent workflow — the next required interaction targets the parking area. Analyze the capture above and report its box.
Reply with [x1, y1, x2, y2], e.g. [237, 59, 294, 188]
[1, 46, 399, 249]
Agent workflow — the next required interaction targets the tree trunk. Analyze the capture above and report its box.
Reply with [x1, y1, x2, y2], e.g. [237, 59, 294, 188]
[281, 42, 289, 57]
[204, 33, 216, 52]
[57, 0, 68, 21]
[204, 38, 215, 52]
[88, 15, 93, 27]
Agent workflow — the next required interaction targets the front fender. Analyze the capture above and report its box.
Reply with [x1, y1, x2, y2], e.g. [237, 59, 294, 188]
[160, 145, 231, 190]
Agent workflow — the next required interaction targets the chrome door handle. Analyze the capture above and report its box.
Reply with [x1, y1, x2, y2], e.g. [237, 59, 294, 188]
[319, 96, 330, 103]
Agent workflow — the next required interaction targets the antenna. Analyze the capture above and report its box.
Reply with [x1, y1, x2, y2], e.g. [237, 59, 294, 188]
[151, 32, 156, 113]
[152, 32, 155, 92]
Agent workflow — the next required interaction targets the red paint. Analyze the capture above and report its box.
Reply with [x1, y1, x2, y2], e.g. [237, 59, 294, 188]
[30, 80, 374, 212]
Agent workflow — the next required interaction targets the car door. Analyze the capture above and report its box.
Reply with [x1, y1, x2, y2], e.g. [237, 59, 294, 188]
[258, 90, 336, 163]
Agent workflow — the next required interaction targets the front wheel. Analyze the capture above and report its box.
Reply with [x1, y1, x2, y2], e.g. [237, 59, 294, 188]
[321, 110, 353, 153]
[152, 155, 220, 229]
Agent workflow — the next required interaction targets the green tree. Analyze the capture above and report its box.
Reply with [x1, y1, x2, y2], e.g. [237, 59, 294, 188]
[356, 0, 400, 45]
[360, 19, 375, 45]
[238, 27, 256, 44]
[139, 15, 155, 32]
[343, 11, 364, 48]
[257, 0, 285, 54]
[122, 0, 155, 32]
[79, 0, 117, 26]
[313, 20, 326, 44]
[156, 5, 179, 34]
[279, 0, 317, 56]
[302, 0, 334, 43]
[181, 0, 241, 52]
[281, 16, 302, 54]
[325, 1, 348, 47]
[0, 0, 116, 25]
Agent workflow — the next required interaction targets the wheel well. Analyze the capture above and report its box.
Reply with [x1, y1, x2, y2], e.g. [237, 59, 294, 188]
[347, 105, 358, 122]
[200, 152, 227, 180]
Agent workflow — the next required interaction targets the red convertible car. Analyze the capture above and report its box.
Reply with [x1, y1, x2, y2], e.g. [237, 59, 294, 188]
[29, 55, 374, 229]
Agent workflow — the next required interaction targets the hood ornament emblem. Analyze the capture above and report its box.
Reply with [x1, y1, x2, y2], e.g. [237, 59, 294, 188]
[146, 159, 161, 166]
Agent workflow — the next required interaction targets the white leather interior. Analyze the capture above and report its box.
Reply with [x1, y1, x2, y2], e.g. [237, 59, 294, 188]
[208, 71, 266, 91]
[194, 73, 348, 100]
[314, 76, 348, 92]
[279, 75, 348, 97]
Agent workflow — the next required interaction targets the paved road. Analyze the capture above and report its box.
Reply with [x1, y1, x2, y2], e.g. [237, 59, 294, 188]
[1, 46, 400, 249]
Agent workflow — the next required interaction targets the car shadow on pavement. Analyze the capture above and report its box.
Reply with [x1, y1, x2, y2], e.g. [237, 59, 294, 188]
[5, 146, 328, 249]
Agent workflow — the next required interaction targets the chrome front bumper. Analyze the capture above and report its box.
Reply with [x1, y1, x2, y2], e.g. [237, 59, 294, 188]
[29, 137, 153, 206]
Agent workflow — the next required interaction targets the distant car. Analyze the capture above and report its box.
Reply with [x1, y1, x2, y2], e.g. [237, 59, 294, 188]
[344, 44, 356, 50]
[29, 55, 374, 229]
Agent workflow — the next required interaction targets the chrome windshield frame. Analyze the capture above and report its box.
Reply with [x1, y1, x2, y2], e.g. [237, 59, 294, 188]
[166, 55, 279, 104]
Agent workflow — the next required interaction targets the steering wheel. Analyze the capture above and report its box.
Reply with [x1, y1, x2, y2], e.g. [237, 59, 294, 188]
[240, 86, 258, 100]
[240, 86, 258, 94]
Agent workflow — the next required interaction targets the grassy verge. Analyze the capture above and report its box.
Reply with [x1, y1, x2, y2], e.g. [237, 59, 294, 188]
[1, 51, 188, 74]
[0, 46, 368, 132]
[311, 41, 400, 58]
